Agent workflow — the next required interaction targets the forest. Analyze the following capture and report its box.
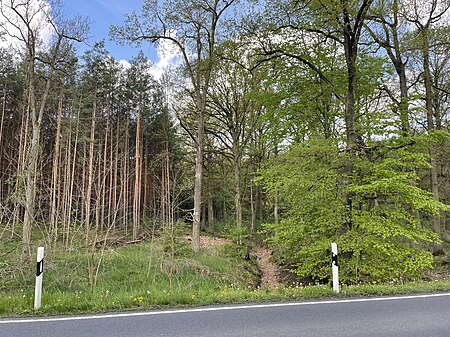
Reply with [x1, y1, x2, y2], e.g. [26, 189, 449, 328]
[1, 0, 450, 288]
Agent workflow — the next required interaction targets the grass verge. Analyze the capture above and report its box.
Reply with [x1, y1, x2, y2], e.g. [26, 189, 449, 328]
[1, 236, 449, 317]
[2, 278, 450, 317]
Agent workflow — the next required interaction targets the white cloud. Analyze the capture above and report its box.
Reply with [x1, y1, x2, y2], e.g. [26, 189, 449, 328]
[118, 59, 131, 69]
[0, 0, 55, 51]
[150, 36, 181, 81]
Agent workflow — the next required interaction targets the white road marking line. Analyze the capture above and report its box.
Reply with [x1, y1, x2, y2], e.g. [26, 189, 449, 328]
[1, 292, 449, 324]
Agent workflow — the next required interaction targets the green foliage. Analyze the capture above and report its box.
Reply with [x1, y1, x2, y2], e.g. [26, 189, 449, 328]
[221, 223, 252, 259]
[259, 138, 345, 281]
[223, 224, 250, 244]
[259, 137, 446, 284]
[156, 221, 192, 257]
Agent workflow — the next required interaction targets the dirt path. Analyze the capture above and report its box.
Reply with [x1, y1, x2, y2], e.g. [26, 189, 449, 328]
[255, 245, 280, 290]
[185, 235, 280, 289]
[184, 235, 233, 249]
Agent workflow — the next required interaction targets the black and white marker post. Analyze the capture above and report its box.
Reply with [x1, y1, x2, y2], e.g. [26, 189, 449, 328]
[331, 243, 339, 293]
[34, 247, 44, 310]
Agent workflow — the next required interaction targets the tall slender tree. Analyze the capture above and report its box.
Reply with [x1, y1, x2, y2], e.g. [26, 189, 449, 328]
[0, 0, 88, 260]
[112, 0, 239, 252]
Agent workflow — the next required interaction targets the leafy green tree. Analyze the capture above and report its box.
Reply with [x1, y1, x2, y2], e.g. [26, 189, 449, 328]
[206, 41, 265, 229]
[253, 0, 450, 284]
[403, 0, 450, 249]
[260, 137, 447, 283]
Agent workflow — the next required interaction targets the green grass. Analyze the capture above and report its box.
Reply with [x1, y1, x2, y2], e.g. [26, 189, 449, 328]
[1, 232, 450, 317]
[0, 236, 260, 316]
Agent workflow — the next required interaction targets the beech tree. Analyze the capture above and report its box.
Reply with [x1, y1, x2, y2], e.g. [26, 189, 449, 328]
[403, 0, 450, 249]
[255, 0, 376, 235]
[207, 43, 255, 228]
[254, 0, 450, 283]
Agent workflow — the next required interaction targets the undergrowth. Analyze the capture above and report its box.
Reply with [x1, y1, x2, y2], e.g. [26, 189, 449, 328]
[0, 227, 449, 317]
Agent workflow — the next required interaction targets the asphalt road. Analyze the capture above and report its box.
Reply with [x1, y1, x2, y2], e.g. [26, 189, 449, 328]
[1, 293, 449, 337]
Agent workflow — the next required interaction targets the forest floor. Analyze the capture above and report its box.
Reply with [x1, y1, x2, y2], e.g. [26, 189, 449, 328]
[255, 244, 280, 289]
[187, 235, 281, 289]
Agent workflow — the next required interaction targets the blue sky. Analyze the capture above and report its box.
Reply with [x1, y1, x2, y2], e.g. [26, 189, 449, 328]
[61, 0, 157, 62]
[0, 0, 179, 79]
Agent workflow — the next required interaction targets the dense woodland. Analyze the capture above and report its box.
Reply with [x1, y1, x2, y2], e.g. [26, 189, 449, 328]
[1, 0, 450, 285]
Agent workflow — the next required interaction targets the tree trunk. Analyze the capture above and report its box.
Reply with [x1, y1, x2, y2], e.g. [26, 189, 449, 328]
[398, 64, 410, 135]
[22, 117, 39, 261]
[143, 142, 148, 225]
[108, 123, 114, 230]
[133, 106, 142, 240]
[95, 134, 102, 235]
[85, 100, 96, 246]
[207, 186, 214, 227]
[250, 183, 256, 234]
[65, 107, 80, 249]
[232, 139, 243, 227]
[22, 33, 63, 261]
[192, 107, 205, 253]
[112, 118, 120, 231]
[0, 84, 6, 221]
[61, 124, 70, 248]
[391, 0, 410, 135]
[13, 102, 28, 233]
[0, 84, 5, 159]
[81, 131, 87, 231]
[22, 62, 40, 262]
[421, 26, 442, 248]
[234, 162, 242, 228]
[342, 4, 366, 233]
[160, 146, 166, 227]
[50, 91, 63, 240]
[274, 192, 279, 225]
[100, 120, 109, 234]
[122, 115, 130, 234]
